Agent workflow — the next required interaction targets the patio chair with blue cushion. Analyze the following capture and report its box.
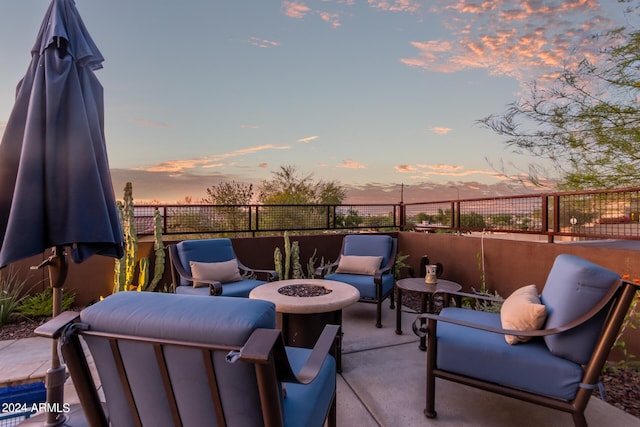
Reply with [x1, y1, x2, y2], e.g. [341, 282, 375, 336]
[414, 254, 640, 427]
[169, 238, 277, 297]
[315, 234, 397, 328]
[35, 292, 339, 427]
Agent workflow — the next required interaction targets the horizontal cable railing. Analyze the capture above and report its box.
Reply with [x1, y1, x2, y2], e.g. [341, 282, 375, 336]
[135, 187, 640, 241]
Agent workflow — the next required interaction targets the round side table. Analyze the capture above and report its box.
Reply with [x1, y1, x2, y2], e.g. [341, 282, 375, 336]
[395, 278, 462, 350]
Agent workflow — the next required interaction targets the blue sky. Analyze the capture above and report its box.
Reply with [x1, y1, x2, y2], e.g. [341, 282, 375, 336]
[0, 0, 632, 203]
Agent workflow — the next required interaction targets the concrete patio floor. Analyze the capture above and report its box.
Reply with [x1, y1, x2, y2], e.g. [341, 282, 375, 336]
[1, 302, 639, 426]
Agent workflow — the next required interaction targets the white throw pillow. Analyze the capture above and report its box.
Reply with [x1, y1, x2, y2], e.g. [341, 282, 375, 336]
[335, 255, 383, 275]
[500, 284, 547, 345]
[189, 259, 242, 288]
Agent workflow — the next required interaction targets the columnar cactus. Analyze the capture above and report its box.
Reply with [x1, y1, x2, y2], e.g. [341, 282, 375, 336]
[113, 182, 138, 293]
[291, 241, 302, 279]
[274, 247, 283, 280]
[274, 231, 304, 280]
[113, 183, 166, 293]
[284, 232, 291, 280]
[148, 208, 166, 291]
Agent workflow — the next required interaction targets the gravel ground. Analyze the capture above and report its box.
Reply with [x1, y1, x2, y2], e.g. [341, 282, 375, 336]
[2, 305, 639, 420]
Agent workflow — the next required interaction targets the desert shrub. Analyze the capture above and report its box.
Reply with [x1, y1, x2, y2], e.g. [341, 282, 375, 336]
[0, 267, 31, 326]
[16, 288, 75, 318]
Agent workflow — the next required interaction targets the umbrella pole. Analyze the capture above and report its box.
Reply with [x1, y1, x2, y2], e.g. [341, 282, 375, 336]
[33, 246, 69, 426]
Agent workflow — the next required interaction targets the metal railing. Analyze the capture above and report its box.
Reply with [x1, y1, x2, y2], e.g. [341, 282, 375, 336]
[134, 204, 399, 236]
[135, 187, 640, 242]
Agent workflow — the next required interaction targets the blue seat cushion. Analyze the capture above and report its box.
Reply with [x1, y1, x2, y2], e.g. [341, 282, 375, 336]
[176, 278, 265, 297]
[436, 307, 584, 401]
[324, 272, 394, 300]
[283, 347, 336, 427]
[540, 254, 620, 365]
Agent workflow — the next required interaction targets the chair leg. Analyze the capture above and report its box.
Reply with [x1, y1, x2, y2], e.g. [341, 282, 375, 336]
[389, 290, 395, 309]
[425, 370, 437, 418]
[571, 412, 587, 427]
[327, 396, 337, 427]
[425, 318, 437, 419]
[376, 300, 382, 328]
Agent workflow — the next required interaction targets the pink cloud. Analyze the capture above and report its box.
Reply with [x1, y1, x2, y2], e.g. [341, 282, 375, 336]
[131, 118, 174, 129]
[248, 37, 281, 48]
[342, 160, 366, 169]
[282, 1, 344, 27]
[298, 135, 319, 143]
[319, 11, 342, 28]
[137, 145, 290, 173]
[395, 164, 416, 172]
[401, 0, 614, 84]
[282, 1, 311, 19]
[368, 0, 421, 13]
[430, 126, 452, 135]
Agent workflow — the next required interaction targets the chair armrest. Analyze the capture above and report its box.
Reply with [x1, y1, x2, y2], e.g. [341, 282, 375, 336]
[373, 264, 393, 282]
[168, 246, 224, 295]
[177, 275, 223, 295]
[440, 289, 504, 304]
[241, 324, 339, 385]
[314, 260, 339, 278]
[374, 238, 397, 282]
[176, 272, 223, 296]
[34, 311, 80, 339]
[237, 260, 278, 282]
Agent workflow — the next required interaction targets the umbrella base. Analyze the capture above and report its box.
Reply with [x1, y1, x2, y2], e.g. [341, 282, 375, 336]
[18, 404, 87, 427]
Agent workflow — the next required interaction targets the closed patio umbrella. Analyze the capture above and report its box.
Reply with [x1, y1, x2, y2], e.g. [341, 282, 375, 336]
[0, 0, 123, 424]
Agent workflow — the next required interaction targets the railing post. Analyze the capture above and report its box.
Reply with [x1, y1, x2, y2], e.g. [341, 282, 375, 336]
[162, 206, 167, 234]
[541, 196, 550, 243]
[552, 195, 561, 243]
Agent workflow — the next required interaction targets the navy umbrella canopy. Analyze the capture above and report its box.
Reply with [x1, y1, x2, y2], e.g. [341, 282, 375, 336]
[0, 0, 123, 268]
[0, 0, 123, 423]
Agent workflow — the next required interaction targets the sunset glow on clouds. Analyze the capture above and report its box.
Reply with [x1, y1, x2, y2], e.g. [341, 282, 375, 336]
[396, 163, 505, 180]
[131, 118, 174, 129]
[430, 127, 452, 135]
[278, 0, 612, 85]
[248, 37, 281, 49]
[342, 160, 366, 169]
[298, 135, 319, 143]
[400, 0, 612, 83]
[139, 145, 290, 173]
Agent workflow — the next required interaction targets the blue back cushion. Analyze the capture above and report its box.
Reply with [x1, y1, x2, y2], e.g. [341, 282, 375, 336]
[342, 235, 393, 267]
[176, 238, 237, 286]
[541, 254, 620, 365]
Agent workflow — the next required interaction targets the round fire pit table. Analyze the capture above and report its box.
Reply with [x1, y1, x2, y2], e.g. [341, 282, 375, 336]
[249, 279, 359, 372]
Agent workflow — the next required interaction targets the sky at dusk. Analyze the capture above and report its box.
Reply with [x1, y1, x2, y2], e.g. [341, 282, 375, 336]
[0, 0, 634, 203]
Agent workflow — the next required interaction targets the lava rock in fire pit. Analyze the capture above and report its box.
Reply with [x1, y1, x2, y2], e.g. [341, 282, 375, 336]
[277, 284, 333, 297]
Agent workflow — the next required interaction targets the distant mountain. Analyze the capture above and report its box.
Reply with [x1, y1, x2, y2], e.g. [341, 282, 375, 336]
[111, 168, 553, 205]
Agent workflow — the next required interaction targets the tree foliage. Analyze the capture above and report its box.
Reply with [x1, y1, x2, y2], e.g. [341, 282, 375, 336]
[202, 181, 254, 205]
[257, 165, 345, 205]
[480, 5, 640, 190]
